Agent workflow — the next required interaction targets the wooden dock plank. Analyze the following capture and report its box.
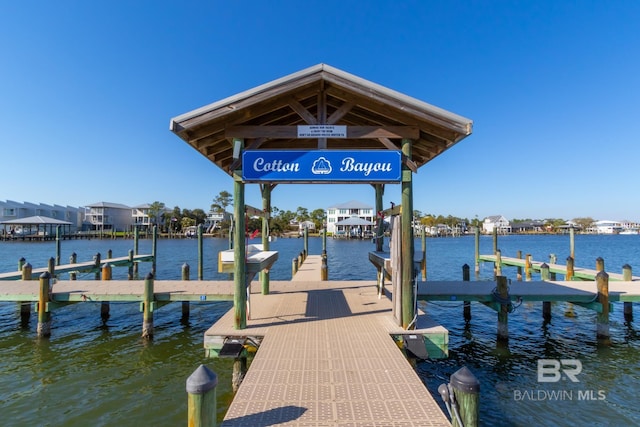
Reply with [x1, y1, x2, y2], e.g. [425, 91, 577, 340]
[291, 255, 323, 281]
[207, 280, 451, 427]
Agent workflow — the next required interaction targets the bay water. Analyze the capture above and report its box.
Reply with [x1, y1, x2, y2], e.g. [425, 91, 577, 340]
[0, 234, 638, 426]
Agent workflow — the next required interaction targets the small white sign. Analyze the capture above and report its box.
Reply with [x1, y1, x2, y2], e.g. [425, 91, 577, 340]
[297, 125, 347, 138]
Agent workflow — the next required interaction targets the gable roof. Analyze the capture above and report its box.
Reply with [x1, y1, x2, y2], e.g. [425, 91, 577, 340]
[0, 215, 72, 225]
[328, 200, 373, 210]
[170, 64, 472, 174]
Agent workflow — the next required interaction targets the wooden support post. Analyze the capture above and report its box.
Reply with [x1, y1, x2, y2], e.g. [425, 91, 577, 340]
[182, 263, 190, 321]
[566, 256, 574, 281]
[186, 364, 218, 427]
[463, 264, 471, 321]
[540, 263, 551, 321]
[233, 141, 247, 330]
[321, 253, 328, 281]
[623, 264, 633, 321]
[421, 227, 427, 280]
[55, 226, 61, 266]
[48, 257, 55, 278]
[492, 227, 498, 254]
[20, 263, 32, 323]
[292, 258, 298, 277]
[18, 257, 26, 272]
[375, 184, 385, 252]
[198, 224, 204, 280]
[549, 254, 557, 280]
[107, 249, 112, 259]
[596, 257, 604, 272]
[128, 250, 134, 280]
[525, 254, 532, 281]
[304, 227, 308, 259]
[69, 253, 77, 280]
[569, 226, 575, 260]
[496, 276, 509, 343]
[101, 263, 112, 322]
[142, 272, 154, 339]
[474, 228, 480, 275]
[401, 137, 415, 330]
[93, 253, 101, 280]
[152, 225, 158, 275]
[596, 271, 610, 343]
[450, 366, 480, 427]
[133, 226, 139, 276]
[37, 272, 52, 338]
[516, 250, 522, 281]
[495, 249, 502, 278]
[261, 183, 272, 295]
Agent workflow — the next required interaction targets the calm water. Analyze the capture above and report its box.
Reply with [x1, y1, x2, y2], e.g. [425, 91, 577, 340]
[0, 234, 638, 426]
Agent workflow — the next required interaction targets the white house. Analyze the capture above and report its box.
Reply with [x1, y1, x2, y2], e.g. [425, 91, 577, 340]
[0, 200, 83, 231]
[83, 202, 134, 232]
[594, 220, 623, 234]
[326, 200, 374, 236]
[482, 215, 511, 234]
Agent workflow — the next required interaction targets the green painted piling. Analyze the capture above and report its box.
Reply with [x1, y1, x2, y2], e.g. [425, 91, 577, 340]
[450, 366, 480, 427]
[182, 263, 190, 320]
[142, 272, 154, 339]
[198, 224, 204, 280]
[304, 227, 308, 258]
[186, 364, 218, 427]
[128, 250, 134, 280]
[37, 272, 51, 338]
[540, 263, 551, 321]
[421, 228, 427, 280]
[133, 227, 139, 276]
[474, 228, 480, 275]
[463, 264, 471, 321]
[496, 276, 509, 342]
[152, 226, 158, 275]
[401, 137, 415, 330]
[232, 151, 247, 330]
[623, 264, 633, 321]
[596, 271, 610, 343]
[261, 184, 272, 295]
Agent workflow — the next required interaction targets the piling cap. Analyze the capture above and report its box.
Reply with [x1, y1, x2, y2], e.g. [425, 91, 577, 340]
[186, 364, 218, 394]
[450, 366, 480, 393]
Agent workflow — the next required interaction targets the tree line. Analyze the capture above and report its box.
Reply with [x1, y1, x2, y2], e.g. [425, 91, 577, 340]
[145, 191, 596, 235]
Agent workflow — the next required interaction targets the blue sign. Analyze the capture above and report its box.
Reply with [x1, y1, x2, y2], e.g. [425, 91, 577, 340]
[242, 150, 402, 182]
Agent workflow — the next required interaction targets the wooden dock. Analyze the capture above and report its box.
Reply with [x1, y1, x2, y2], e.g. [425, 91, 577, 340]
[206, 279, 451, 427]
[478, 254, 640, 281]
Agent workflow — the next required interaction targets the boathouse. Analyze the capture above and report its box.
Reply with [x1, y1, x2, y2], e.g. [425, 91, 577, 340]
[170, 63, 473, 330]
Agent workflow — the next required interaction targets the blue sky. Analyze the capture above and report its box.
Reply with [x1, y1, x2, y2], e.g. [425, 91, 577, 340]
[1, 1, 638, 221]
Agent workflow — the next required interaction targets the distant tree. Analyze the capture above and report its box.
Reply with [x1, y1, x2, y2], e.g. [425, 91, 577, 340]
[296, 206, 309, 222]
[192, 208, 207, 225]
[148, 201, 166, 226]
[572, 217, 595, 230]
[310, 208, 326, 230]
[211, 191, 233, 212]
[181, 217, 195, 229]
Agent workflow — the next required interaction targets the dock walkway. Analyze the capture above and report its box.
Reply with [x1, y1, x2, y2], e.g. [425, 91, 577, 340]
[207, 280, 450, 427]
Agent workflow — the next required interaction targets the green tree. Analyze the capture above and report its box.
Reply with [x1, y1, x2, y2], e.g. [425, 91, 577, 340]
[211, 191, 233, 212]
[148, 201, 166, 226]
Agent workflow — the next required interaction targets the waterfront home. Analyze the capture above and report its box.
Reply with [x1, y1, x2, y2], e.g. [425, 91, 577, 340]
[326, 200, 374, 236]
[482, 215, 511, 234]
[0, 200, 83, 230]
[593, 220, 624, 234]
[83, 202, 135, 232]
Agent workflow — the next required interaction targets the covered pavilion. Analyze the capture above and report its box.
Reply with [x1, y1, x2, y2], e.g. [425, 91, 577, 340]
[1, 215, 73, 240]
[170, 63, 472, 329]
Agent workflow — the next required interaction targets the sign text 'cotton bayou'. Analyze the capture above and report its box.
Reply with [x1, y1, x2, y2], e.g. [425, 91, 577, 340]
[242, 150, 402, 182]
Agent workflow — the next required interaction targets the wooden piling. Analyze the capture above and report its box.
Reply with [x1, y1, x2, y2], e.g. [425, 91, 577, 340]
[186, 364, 218, 427]
[525, 254, 532, 281]
[55, 226, 61, 265]
[133, 226, 139, 276]
[198, 224, 204, 280]
[596, 271, 610, 343]
[101, 264, 111, 322]
[496, 276, 509, 343]
[69, 253, 77, 280]
[516, 250, 522, 281]
[152, 225, 158, 275]
[37, 272, 51, 338]
[421, 228, 427, 280]
[182, 263, 190, 320]
[623, 264, 633, 321]
[540, 263, 551, 321]
[127, 250, 134, 280]
[20, 263, 32, 323]
[450, 366, 480, 427]
[18, 257, 25, 272]
[292, 258, 298, 277]
[463, 264, 471, 321]
[321, 253, 328, 281]
[549, 254, 557, 280]
[474, 228, 480, 275]
[495, 249, 502, 277]
[142, 272, 154, 339]
[566, 256, 574, 281]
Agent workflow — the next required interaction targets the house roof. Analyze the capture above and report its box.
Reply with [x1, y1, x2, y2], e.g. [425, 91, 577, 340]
[85, 202, 132, 209]
[0, 216, 73, 225]
[328, 200, 373, 210]
[170, 64, 473, 174]
[335, 216, 374, 226]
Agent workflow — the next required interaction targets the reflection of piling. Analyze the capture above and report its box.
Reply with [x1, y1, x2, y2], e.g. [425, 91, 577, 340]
[101, 264, 112, 322]
[623, 264, 633, 321]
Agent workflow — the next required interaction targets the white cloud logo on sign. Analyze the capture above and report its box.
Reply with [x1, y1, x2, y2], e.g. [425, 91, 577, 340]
[312, 157, 332, 175]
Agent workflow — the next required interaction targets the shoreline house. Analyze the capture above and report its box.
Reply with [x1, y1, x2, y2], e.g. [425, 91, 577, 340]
[326, 200, 374, 237]
[482, 215, 511, 234]
[0, 200, 83, 232]
[83, 202, 136, 232]
[593, 220, 624, 234]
